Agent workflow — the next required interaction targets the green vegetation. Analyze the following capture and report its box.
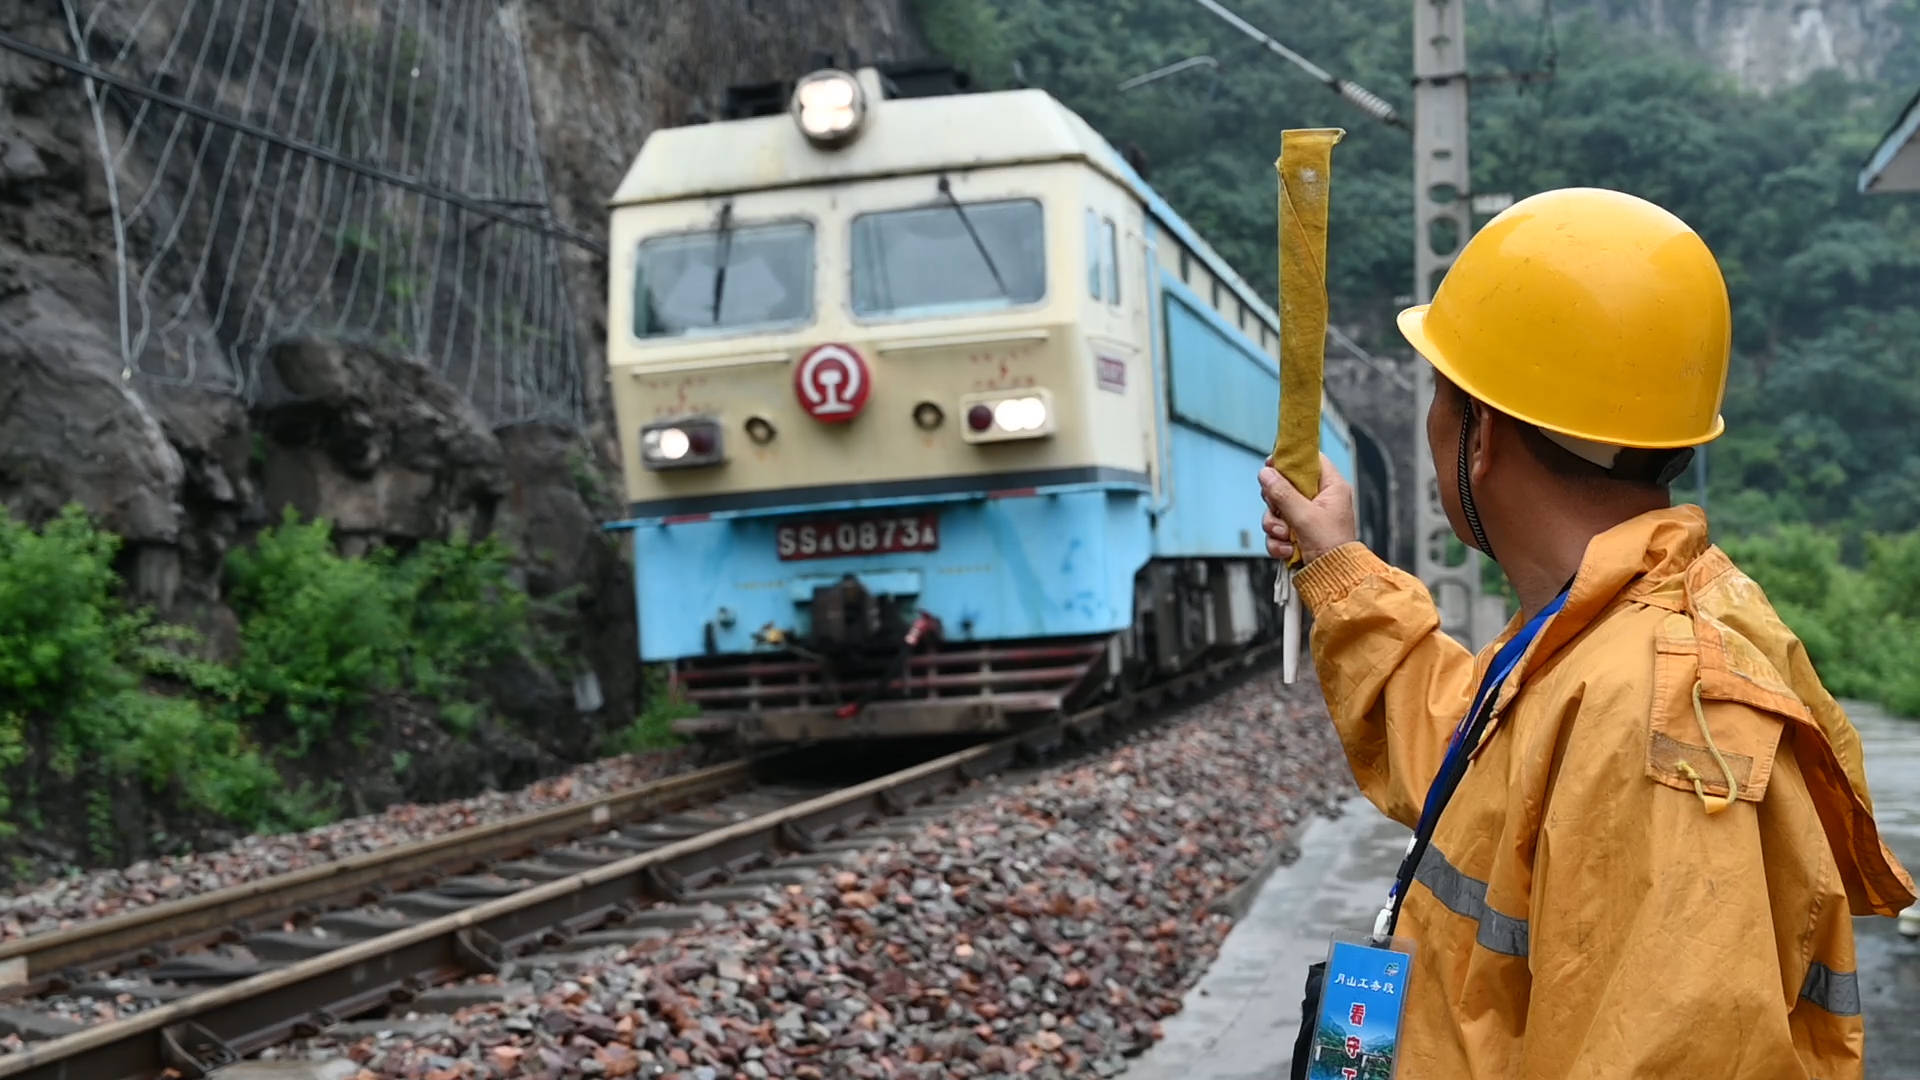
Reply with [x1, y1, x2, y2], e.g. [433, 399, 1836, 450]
[612, 666, 696, 754]
[0, 503, 576, 862]
[0, 507, 309, 851]
[919, 0, 1920, 714]
[567, 447, 612, 507]
[225, 510, 535, 753]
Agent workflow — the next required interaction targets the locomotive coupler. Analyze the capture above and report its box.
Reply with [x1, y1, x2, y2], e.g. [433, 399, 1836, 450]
[833, 610, 944, 720]
[810, 573, 882, 650]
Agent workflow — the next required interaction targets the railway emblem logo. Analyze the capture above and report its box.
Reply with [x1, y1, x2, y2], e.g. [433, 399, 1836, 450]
[794, 343, 871, 423]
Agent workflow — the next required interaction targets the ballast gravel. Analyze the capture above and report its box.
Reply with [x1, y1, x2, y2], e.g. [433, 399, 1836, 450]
[0, 748, 703, 941]
[264, 666, 1353, 1079]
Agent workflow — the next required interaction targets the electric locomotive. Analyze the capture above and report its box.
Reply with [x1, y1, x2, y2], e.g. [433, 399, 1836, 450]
[604, 60, 1393, 746]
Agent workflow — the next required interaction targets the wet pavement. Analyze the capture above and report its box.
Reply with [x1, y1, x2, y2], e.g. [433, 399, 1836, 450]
[1129, 699, 1920, 1079]
[1851, 699, 1920, 1077]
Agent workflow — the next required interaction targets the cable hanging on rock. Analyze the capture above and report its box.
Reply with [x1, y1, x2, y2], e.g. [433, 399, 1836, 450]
[5, 0, 591, 428]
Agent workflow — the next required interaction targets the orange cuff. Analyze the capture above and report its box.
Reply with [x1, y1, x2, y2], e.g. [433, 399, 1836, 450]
[1294, 542, 1391, 612]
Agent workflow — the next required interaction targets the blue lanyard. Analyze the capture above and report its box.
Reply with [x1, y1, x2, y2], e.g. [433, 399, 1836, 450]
[1384, 586, 1569, 912]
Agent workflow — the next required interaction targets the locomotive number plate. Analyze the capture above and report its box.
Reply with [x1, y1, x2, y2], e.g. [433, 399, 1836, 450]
[775, 514, 940, 561]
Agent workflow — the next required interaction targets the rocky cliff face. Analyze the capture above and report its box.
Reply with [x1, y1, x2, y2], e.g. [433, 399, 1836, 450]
[1631, 0, 1901, 91]
[0, 0, 921, 862]
[1492, 0, 1908, 92]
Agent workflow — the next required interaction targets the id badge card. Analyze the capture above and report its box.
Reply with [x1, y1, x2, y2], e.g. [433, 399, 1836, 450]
[1306, 931, 1416, 1079]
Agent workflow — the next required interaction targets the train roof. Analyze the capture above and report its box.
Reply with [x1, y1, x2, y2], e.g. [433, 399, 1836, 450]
[610, 70, 1284, 337]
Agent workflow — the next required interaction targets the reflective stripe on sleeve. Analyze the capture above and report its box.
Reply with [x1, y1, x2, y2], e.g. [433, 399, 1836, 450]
[1413, 844, 1531, 958]
[1799, 961, 1861, 1017]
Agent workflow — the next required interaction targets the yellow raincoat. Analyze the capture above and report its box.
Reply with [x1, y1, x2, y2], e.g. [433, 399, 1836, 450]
[1295, 505, 1915, 1078]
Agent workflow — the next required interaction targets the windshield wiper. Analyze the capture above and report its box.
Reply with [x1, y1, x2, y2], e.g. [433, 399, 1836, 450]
[709, 200, 735, 325]
[937, 174, 1009, 297]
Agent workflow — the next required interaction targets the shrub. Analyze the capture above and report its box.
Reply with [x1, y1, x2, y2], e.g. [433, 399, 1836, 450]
[611, 665, 696, 754]
[0, 505, 127, 791]
[0, 505, 315, 843]
[226, 514, 412, 751]
[389, 527, 536, 700]
[226, 510, 539, 751]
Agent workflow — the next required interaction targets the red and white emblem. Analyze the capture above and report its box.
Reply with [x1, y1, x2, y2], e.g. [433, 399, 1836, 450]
[794, 343, 871, 423]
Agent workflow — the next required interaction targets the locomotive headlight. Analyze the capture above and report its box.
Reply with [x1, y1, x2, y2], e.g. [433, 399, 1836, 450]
[641, 417, 724, 469]
[655, 428, 690, 460]
[791, 69, 866, 147]
[993, 396, 1048, 432]
[959, 389, 1056, 444]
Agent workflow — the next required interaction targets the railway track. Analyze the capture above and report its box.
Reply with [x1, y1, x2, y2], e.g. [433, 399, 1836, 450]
[0, 761, 761, 1003]
[0, 639, 1282, 1080]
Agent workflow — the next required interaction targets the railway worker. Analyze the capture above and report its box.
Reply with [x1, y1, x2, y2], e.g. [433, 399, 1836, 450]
[1256, 186, 1915, 1079]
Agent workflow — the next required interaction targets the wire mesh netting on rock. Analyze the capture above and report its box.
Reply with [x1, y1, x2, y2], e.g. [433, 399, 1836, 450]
[59, 0, 588, 427]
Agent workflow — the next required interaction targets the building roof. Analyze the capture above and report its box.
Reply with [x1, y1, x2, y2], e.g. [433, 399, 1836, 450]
[1859, 86, 1920, 194]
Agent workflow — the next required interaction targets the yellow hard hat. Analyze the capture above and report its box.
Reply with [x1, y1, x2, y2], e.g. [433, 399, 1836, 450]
[1396, 187, 1730, 449]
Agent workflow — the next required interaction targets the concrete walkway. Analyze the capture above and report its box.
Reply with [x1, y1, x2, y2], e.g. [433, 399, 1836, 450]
[1848, 700, 1920, 1077]
[1129, 699, 1920, 1079]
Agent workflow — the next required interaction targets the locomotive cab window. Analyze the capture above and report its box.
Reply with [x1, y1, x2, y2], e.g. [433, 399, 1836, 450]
[1085, 208, 1103, 302]
[851, 198, 1045, 318]
[1102, 217, 1119, 306]
[1086, 209, 1119, 306]
[633, 220, 814, 339]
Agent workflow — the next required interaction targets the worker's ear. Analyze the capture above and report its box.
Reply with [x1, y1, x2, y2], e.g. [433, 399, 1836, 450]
[1464, 397, 1500, 486]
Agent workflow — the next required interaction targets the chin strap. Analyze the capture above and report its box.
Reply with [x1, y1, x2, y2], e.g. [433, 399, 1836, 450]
[1458, 399, 1495, 560]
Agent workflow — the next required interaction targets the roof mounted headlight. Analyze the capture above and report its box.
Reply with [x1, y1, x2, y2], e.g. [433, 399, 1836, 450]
[791, 69, 866, 148]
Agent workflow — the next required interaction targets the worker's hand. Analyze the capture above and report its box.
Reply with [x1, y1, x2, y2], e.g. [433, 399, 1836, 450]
[1259, 453, 1357, 565]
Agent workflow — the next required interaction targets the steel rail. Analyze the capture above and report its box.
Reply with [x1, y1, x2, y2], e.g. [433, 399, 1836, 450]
[0, 639, 1280, 1079]
[0, 759, 757, 997]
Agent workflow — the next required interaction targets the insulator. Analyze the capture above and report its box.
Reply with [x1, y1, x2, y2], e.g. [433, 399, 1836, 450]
[1338, 81, 1400, 124]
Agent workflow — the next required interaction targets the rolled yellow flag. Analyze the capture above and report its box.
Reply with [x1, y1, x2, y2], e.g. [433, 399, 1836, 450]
[1273, 127, 1345, 558]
